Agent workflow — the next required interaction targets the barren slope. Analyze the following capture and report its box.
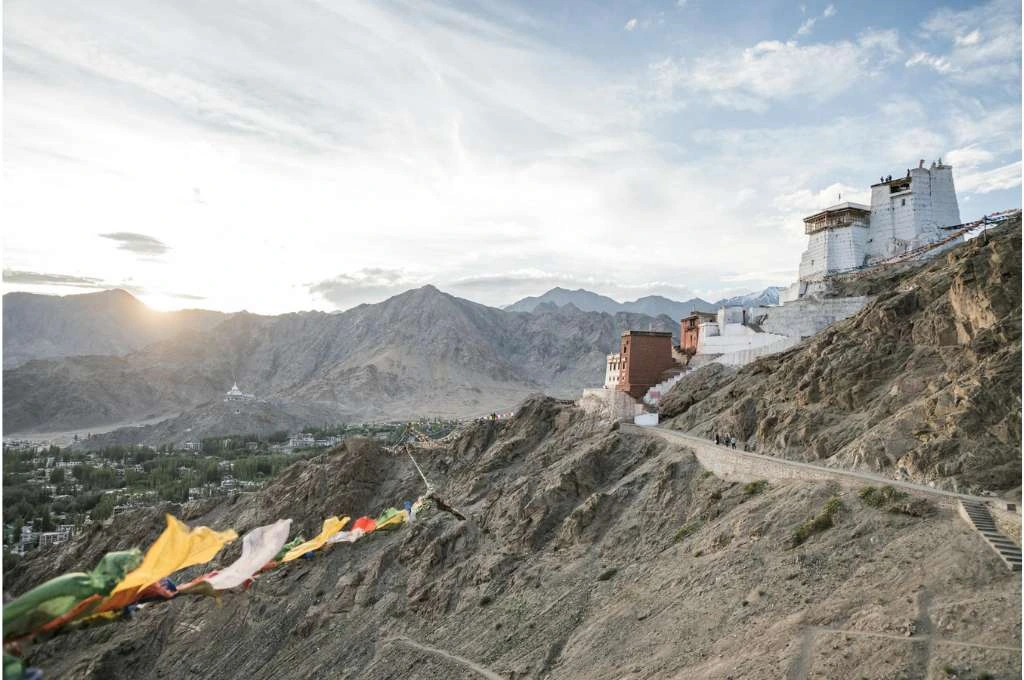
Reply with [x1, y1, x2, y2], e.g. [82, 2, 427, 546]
[9, 398, 1020, 679]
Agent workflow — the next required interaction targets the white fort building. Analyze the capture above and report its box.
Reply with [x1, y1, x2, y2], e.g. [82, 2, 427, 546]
[588, 159, 975, 414]
[785, 159, 961, 301]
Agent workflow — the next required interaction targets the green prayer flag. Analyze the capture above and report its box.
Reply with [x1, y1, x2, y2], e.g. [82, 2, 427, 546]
[3, 549, 141, 641]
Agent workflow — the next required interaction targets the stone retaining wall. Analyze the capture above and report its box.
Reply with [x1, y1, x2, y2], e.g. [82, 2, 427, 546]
[758, 296, 870, 338]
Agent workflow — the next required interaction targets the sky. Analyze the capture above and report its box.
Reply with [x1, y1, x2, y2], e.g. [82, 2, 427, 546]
[2, 0, 1021, 313]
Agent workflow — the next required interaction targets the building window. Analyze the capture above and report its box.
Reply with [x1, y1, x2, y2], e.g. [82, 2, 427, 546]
[901, 198, 906, 206]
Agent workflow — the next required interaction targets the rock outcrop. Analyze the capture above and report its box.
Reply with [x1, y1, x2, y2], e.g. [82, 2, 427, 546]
[662, 218, 1022, 493]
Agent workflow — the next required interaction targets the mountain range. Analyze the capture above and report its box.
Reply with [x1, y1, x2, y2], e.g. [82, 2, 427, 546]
[2, 289, 228, 369]
[503, 286, 783, 316]
[3, 286, 678, 437]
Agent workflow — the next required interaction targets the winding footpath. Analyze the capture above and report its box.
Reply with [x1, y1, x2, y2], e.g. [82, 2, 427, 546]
[624, 425, 1011, 507]
[381, 636, 505, 680]
[623, 425, 1021, 572]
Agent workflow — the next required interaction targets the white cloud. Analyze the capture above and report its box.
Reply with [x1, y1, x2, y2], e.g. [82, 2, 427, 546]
[955, 29, 982, 47]
[7, 0, 687, 312]
[947, 103, 1022, 152]
[648, 31, 901, 111]
[796, 18, 817, 36]
[796, 3, 837, 36]
[954, 161, 1022, 194]
[914, 0, 1021, 83]
[3, 0, 1018, 313]
[625, 18, 638, 31]
[857, 28, 902, 61]
[309, 268, 425, 308]
[945, 145, 995, 170]
[774, 183, 870, 215]
[906, 51, 956, 74]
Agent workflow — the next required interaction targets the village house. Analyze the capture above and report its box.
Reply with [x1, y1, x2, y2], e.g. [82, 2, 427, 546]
[603, 353, 622, 389]
[288, 433, 316, 449]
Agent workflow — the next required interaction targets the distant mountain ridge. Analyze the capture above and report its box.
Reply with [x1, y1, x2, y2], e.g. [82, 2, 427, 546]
[504, 286, 783, 317]
[2, 289, 229, 368]
[3, 285, 677, 435]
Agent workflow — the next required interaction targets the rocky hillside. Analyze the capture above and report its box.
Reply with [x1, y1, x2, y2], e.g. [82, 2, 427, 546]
[4, 286, 676, 433]
[2, 289, 228, 368]
[661, 219, 1022, 494]
[8, 397, 1020, 679]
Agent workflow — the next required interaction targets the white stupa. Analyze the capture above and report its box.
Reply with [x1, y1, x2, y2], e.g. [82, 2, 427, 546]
[224, 382, 255, 402]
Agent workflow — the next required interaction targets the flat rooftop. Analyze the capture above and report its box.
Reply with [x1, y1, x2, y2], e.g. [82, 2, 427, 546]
[803, 202, 871, 222]
[622, 330, 674, 337]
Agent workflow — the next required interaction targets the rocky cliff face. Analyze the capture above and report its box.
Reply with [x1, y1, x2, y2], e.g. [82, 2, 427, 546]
[8, 397, 1020, 679]
[661, 219, 1022, 494]
[4, 287, 677, 433]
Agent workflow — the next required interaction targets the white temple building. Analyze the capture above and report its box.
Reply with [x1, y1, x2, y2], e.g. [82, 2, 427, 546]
[784, 160, 962, 301]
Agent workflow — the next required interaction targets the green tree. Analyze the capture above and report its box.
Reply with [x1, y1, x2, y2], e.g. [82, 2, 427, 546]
[90, 495, 116, 521]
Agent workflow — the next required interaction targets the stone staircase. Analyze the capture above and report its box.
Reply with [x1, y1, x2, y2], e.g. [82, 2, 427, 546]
[958, 500, 1021, 572]
[642, 368, 690, 408]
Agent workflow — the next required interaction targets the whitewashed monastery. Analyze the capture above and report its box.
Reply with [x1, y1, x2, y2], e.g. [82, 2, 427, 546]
[585, 159, 966, 422]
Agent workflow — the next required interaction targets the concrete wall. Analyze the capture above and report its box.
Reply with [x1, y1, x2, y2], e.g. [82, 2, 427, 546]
[798, 223, 869, 281]
[827, 224, 869, 271]
[699, 326, 791, 354]
[759, 296, 869, 338]
[779, 281, 801, 304]
[714, 335, 800, 367]
[717, 307, 746, 326]
[634, 412, 659, 427]
[579, 388, 642, 422]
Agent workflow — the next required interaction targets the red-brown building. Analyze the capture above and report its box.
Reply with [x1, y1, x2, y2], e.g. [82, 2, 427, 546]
[679, 311, 717, 355]
[617, 330, 675, 399]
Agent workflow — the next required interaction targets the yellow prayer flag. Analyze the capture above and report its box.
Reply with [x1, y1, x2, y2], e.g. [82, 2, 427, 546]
[282, 516, 349, 562]
[90, 514, 237, 611]
[374, 510, 408, 531]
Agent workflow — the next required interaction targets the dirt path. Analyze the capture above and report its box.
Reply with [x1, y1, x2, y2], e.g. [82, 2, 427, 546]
[628, 426, 1002, 506]
[786, 626, 815, 680]
[383, 635, 505, 680]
